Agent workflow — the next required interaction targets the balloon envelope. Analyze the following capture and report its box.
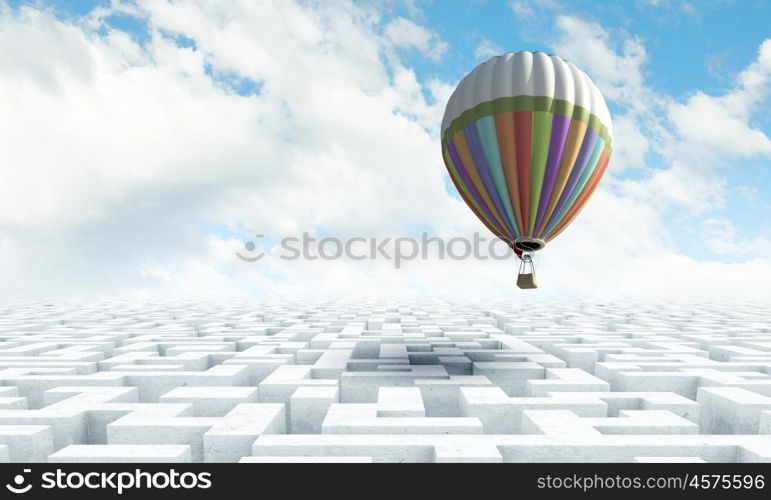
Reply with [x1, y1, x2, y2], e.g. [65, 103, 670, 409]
[441, 51, 613, 250]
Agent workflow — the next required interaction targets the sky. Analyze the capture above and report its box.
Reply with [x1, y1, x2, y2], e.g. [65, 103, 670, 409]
[0, 0, 769, 300]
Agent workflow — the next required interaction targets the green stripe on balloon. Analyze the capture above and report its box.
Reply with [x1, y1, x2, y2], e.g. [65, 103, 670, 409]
[529, 111, 553, 235]
[443, 95, 610, 149]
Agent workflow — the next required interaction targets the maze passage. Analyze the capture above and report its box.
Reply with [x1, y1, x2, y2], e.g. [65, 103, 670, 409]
[0, 297, 770, 463]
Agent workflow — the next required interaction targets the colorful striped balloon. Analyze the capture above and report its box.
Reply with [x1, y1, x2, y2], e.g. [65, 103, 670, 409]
[441, 51, 612, 253]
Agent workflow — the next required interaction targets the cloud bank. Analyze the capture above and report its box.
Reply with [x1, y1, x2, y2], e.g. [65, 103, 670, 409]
[0, 0, 769, 299]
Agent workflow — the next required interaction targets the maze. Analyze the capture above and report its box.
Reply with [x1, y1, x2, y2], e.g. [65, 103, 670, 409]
[0, 297, 770, 463]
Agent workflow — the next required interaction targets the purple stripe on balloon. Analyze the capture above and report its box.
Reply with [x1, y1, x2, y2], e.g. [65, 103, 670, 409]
[447, 140, 508, 236]
[463, 123, 516, 235]
[547, 127, 599, 226]
[533, 114, 571, 232]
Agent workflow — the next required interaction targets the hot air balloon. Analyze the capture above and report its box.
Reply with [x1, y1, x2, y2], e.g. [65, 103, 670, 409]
[441, 51, 612, 289]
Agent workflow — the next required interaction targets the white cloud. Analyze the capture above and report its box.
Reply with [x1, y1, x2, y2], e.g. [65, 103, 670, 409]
[473, 38, 502, 60]
[510, 1, 534, 19]
[637, 0, 700, 17]
[509, 0, 560, 19]
[553, 16, 649, 102]
[736, 184, 759, 204]
[384, 16, 448, 61]
[622, 163, 728, 214]
[702, 218, 771, 257]
[668, 39, 771, 160]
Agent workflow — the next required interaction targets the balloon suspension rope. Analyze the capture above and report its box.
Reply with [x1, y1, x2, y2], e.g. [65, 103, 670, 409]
[518, 252, 536, 275]
[507, 238, 536, 276]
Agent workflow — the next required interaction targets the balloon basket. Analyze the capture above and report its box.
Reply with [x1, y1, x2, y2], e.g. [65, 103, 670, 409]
[517, 254, 538, 289]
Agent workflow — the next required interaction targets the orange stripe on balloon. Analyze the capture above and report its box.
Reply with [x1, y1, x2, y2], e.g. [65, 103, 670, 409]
[534, 119, 587, 238]
[514, 111, 532, 237]
[452, 129, 511, 235]
[544, 149, 611, 241]
[494, 112, 524, 235]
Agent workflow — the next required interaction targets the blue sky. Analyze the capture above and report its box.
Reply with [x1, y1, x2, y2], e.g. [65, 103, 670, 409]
[426, 1, 771, 97]
[0, 0, 769, 297]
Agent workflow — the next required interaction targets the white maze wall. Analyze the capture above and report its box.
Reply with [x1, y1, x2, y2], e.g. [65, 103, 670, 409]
[0, 297, 770, 463]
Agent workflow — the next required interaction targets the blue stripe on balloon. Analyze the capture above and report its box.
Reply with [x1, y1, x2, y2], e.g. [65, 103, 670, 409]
[475, 116, 521, 237]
